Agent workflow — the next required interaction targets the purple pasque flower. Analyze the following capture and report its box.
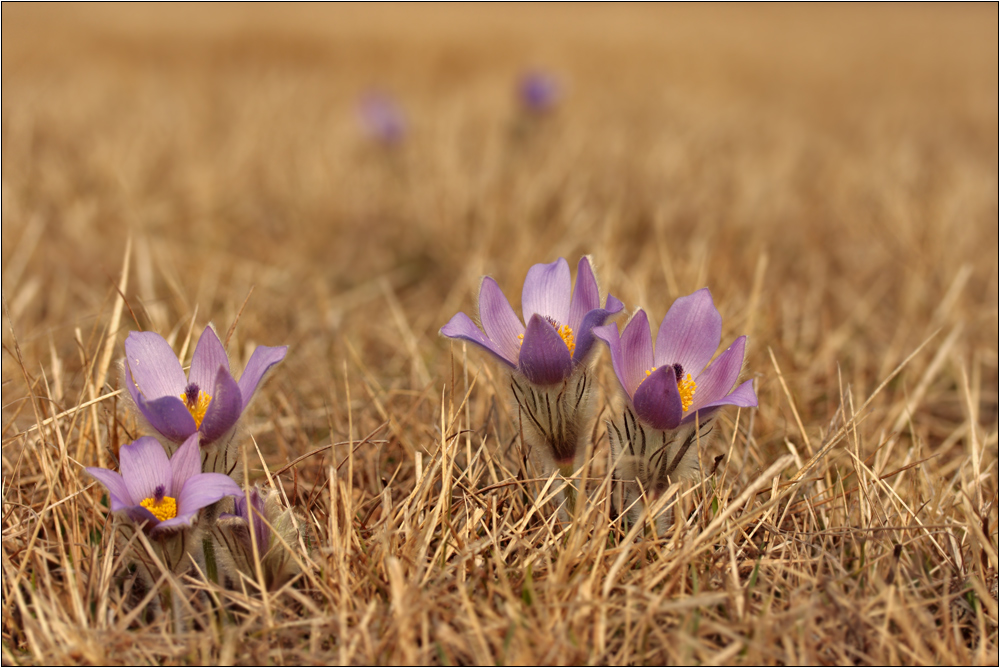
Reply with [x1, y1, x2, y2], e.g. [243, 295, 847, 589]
[216, 486, 299, 589]
[594, 288, 757, 430]
[123, 327, 287, 447]
[518, 70, 561, 113]
[440, 257, 624, 386]
[85, 433, 243, 535]
[358, 91, 406, 145]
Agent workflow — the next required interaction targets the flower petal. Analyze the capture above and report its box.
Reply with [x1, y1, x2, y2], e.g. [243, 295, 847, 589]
[84, 467, 133, 510]
[151, 513, 197, 533]
[125, 505, 160, 529]
[199, 366, 243, 445]
[567, 257, 600, 332]
[188, 326, 230, 394]
[695, 379, 758, 412]
[604, 293, 624, 316]
[440, 312, 517, 368]
[242, 488, 270, 551]
[124, 331, 187, 399]
[521, 258, 571, 327]
[632, 365, 683, 430]
[478, 276, 525, 364]
[654, 288, 722, 376]
[517, 314, 573, 385]
[168, 432, 201, 497]
[119, 436, 172, 505]
[619, 310, 655, 397]
[593, 322, 627, 388]
[572, 302, 623, 365]
[237, 344, 288, 408]
[175, 472, 244, 517]
[136, 393, 197, 444]
[680, 380, 757, 425]
[688, 336, 747, 413]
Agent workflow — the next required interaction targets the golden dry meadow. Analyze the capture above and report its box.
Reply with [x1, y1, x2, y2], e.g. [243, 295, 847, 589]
[2, 4, 997, 665]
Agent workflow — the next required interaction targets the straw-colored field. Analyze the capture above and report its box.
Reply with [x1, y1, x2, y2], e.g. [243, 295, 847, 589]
[2, 5, 997, 665]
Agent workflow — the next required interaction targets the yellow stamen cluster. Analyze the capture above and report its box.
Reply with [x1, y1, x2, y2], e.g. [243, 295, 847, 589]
[555, 324, 575, 354]
[643, 368, 698, 412]
[517, 324, 576, 355]
[140, 495, 178, 522]
[677, 373, 697, 412]
[180, 390, 213, 429]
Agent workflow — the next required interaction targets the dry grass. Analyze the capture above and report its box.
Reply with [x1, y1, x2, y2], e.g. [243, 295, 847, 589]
[2, 5, 997, 665]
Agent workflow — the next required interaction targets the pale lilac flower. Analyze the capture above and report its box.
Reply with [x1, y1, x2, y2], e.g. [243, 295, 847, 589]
[518, 71, 560, 113]
[359, 91, 406, 145]
[123, 327, 287, 447]
[441, 257, 623, 386]
[594, 288, 757, 430]
[442, 257, 622, 473]
[85, 433, 243, 535]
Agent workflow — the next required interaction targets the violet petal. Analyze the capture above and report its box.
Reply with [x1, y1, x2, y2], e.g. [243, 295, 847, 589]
[237, 345, 288, 408]
[517, 314, 573, 385]
[572, 304, 622, 365]
[245, 489, 269, 550]
[696, 379, 758, 411]
[440, 312, 517, 368]
[188, 326, 230, 394]
[604, 293, 624, 316]
[84, 467, 133, 510]
[678, 406, 721, 427]
[593, 323, 629, 395]
[688, 336, 747, 413]
[175, 473, 244, 517]
[654, 288, 722, 377]
[632, 365, 683, 430]
[123, 332, 187, 399]
[152, 513, 198, 533]
[521, 258, 571, 327]
[136, 393, 197, 444]
[620, 310, 655, 397]
[567, 257, 600, 332]
[199, 367, 243, 445]
[168, 432, 201, 497]
[478, 276, 525, 364]
[119, 436, 172, 505]
[125, 505, 161, 528]
[681, 380, 757, 425]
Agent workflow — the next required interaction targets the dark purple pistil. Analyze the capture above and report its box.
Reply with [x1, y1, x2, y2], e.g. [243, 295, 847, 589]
[183, 383, 200, 407]
[672, 363, 684, 381]
[153, 484, 166, 503]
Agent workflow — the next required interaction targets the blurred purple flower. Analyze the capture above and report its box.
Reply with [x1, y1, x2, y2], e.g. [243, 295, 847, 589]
[359, 91, 406, 145]
[594, 288, 757, 430]
[85, 433, 243, 535]
[441, 257, 623, 386]
[123, 327, 287, 447]
[518, 71, 560, 113]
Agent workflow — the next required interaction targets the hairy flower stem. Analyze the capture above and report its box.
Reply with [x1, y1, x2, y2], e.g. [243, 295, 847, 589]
[203, 535, 219, 583]
[558, 463, 577, 515]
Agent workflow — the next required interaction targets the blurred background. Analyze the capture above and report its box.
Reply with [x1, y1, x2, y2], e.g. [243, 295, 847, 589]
[2, 4, 997, 468]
